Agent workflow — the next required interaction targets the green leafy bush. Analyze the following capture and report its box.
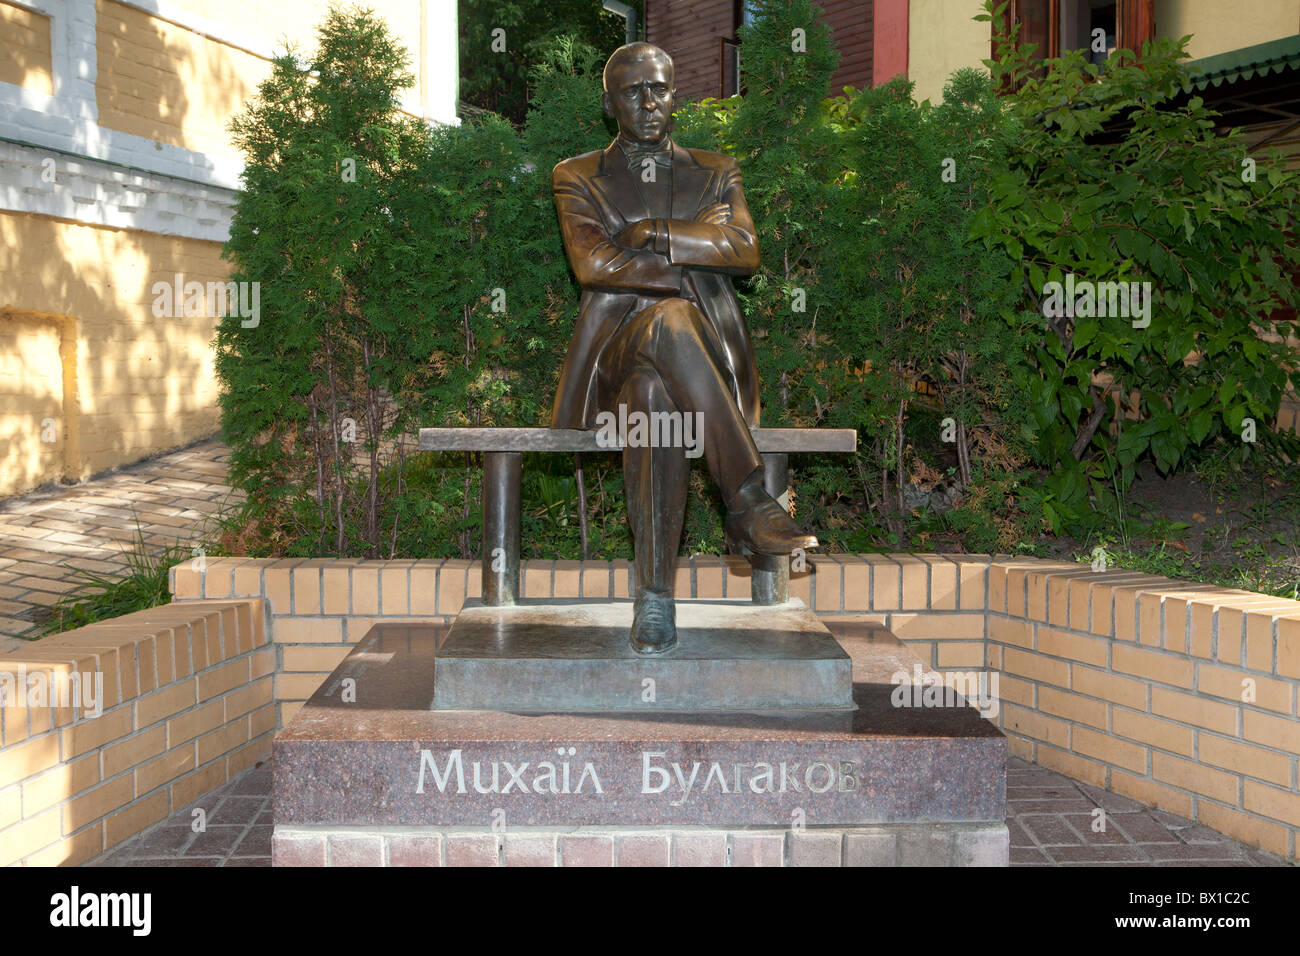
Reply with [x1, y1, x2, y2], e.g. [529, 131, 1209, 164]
[972, 0, 1300, 533]
[215, 1, 1298, 563]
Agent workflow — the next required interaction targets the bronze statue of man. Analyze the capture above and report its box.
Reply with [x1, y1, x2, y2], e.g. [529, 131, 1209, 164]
[550, 42, 816, 654]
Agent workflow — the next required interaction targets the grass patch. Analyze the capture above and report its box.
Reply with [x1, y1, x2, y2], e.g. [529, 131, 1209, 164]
[23, 525, 195, 639]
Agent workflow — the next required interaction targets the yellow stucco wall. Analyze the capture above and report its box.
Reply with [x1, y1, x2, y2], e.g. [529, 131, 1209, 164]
[0, 211, 229, 494]
[1154, 0, 1300, 60]
[0, 0, 53, 94]
[908, 0, 991, 104]
[164, 0, 423, 55]
[908, 0, 1300, 102]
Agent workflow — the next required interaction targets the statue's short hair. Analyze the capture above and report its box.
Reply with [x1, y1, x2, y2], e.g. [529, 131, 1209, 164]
[602, 42, 674, 92]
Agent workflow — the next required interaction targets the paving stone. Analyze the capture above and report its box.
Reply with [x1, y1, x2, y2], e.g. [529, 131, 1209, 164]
[1010, 846, 1052, 865]
[1246, 849, 1289, 867]
[1150, 809, 1196, 829]
[209, 797, 268, 825]
[231, 826, 274, 858]
[1145, 842, 1249, 862]
[1006, 785, 1087, 801]
[139, 858, 223, 867]
[129, 826, 195, 858]
[1006, 818, 1036, 848]
[230, 774, 272, 797]
[1045, 844, 1149, 863]
[1110, 813, 1181, 845]
[1176, 824, 1233, 845]
[0, 439, 234, 630]
[187, 826, 248, 857]
[1063, 813, 1132, 845]
[1011, 798, 1098, 815]
[1019, 815, 1084, 846]
[1076, 783, 1146, 813]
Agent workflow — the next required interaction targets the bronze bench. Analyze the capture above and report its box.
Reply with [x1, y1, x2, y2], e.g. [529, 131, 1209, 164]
[417, 427, 857, 607]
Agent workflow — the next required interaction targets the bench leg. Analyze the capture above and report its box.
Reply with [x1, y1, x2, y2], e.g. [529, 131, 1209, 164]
[482, 451, 521, 606]
[750, 452, 791, 606]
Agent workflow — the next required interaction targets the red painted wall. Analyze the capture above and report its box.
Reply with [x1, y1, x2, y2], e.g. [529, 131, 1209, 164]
[873, 0, 909, 84]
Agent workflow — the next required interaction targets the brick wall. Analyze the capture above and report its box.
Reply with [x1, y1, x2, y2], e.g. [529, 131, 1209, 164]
[0, 209, 228, 493]
[0, 0, 439, 496]
[0, 598, 271, 865]
[0, 0, 53, 94]
[94, 0, 272, 160]
[3, 554, 1296, 864]
[985, 560, 1300, 859]
[170, 554, 1300, 862]
[172, 554, 992, 727]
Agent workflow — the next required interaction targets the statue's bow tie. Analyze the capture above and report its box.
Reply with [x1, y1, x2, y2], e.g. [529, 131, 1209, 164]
[624, 144, 672, 170]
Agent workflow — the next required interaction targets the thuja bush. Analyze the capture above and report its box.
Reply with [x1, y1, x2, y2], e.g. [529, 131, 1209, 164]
[217, 12, 688, 559]
[216, 7, 441, 557]
[217, 9, 592, 558]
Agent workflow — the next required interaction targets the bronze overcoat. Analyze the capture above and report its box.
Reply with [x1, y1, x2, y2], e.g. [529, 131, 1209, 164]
[550, 139, 763, 429]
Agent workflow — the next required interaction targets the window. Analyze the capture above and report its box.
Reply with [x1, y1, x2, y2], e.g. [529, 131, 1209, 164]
[1060, 1, 1117, 64]
[721, 35, 741, 96]
[720, 0, 753, 97]
[995, 0, 1152, 63]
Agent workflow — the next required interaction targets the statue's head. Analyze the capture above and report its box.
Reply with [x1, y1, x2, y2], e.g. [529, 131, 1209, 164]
[602, 42, 675, 145]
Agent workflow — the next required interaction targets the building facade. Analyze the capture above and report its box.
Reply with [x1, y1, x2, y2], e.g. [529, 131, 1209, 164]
[0, 0, 457, 497]
[645, 0, 1300, 107]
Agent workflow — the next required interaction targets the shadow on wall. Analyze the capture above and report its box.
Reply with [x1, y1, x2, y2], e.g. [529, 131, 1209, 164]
[0, 1, 54, 94]
[1, 6, 241, 498]
[95, 0, 267, 156]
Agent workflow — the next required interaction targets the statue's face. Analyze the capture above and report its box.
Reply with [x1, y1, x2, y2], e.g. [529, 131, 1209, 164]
[603, 55, 675, 145]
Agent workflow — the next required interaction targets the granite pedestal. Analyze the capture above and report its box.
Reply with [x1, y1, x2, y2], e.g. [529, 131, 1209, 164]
[272, 618, 1008, 866]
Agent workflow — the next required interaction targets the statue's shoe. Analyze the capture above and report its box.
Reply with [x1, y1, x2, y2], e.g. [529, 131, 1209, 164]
[724, 490, 819, 556]
[630, 589, 677, 655]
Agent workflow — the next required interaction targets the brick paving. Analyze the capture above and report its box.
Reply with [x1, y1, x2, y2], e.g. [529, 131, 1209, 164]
[94, 756, 1291, 866]
[1006, 756, 1289, 866]
[91, 761, 272, 867]
[0, 438, 240, 647]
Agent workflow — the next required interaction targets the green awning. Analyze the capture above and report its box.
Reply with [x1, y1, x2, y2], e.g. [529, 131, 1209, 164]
[1183, 34, 1300, 91]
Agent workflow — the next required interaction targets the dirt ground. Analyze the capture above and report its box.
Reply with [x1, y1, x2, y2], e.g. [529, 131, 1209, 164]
[1038, 459, 1300, 597]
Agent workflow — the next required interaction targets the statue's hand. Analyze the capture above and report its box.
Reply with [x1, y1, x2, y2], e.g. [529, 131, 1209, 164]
[613, 219, 655, 250]
[696, 203, 732, 225]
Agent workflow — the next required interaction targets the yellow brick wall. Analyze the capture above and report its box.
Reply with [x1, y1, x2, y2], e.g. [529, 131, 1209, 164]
[0, 312, 72, 493]
[95, 0, 273, 159]
[168, 554, 1300, 861]
[0, 0, 53, 95]
[164, 0, 422, 55]
[986, 561, 1300, 859]
[93, 0, 430, 160]
[0, 599, 270, 866]
[0, 210, 227, 493]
